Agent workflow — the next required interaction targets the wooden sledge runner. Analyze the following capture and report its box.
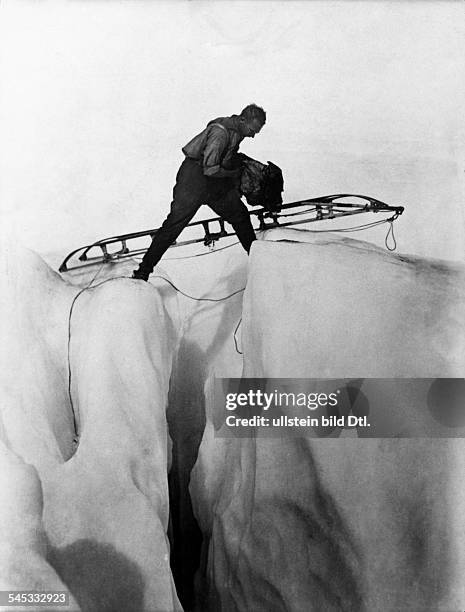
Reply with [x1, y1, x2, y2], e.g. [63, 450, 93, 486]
[58, 194, 404, 272]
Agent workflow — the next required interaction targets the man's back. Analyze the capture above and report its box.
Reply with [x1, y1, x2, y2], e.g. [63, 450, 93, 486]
[182, 115, 244, 174]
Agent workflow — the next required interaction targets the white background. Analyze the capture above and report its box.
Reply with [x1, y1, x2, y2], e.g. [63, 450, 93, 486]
[1, 0, 464, 262]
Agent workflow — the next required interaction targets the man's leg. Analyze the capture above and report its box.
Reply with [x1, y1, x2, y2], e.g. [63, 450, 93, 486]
[133, 159, 206, 280]
[209, 189, 256, 253]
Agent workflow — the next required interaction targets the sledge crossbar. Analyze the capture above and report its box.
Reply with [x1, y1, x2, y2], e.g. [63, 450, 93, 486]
[58, 194, 404, 272]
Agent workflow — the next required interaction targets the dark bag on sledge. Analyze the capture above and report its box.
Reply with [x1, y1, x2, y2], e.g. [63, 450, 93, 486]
[238, 154, 284, 212]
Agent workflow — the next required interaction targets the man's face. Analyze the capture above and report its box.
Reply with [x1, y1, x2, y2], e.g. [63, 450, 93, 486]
[243, 118, 265, 138]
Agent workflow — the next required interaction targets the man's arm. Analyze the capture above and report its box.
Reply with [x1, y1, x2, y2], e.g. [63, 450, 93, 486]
[202, 126, 241, 179]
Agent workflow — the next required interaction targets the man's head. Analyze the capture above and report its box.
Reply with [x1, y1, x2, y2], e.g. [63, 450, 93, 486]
[239, 104, 266, 138]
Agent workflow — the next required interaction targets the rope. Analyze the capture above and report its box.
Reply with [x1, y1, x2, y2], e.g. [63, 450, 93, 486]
[234, 317, 243, 355]
[151, 274, 245, 302]
[67, 262, 106, 446]
[133, 240, 241, 261]
[66, 270, 246, 444]
[133, 217, 398, 263]
[385, 220, 397, 251]
[295, 217, 389, 234]
[166, 240, 241, 259]
[276, 207, 317, 218]
[277, 215, 400, 250]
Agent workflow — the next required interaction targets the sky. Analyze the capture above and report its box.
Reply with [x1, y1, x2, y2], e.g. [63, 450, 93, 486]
[0, 0, 464, 262]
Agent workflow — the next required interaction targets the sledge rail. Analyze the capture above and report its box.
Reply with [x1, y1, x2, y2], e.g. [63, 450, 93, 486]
[59, 194, 404, 272]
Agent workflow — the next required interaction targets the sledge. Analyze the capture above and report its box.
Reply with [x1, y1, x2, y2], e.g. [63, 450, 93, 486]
[58, 194, 404, 272]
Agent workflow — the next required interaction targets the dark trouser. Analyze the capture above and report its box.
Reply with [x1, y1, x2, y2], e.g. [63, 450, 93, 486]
[136, 157, 256, 275]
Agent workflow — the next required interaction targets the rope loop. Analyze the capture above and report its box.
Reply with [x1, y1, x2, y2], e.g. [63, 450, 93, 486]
[385, 220, 397, 251]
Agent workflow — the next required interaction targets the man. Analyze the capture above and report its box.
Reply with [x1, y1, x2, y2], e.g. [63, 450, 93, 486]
[132, 104, 266, 281]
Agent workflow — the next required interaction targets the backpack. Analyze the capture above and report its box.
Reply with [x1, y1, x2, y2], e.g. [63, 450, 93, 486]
[238, 154, 284, 212]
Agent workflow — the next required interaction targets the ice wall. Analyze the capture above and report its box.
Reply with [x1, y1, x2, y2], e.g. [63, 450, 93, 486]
[48, 242, 248, 610]
[0, 242, 78, 466]
[0, 441, 80, 611]
[190, 232, 465, 611]
[244, 231, 465, 378]
[2, 231, 465, 611]
[0, 242, 182, 611]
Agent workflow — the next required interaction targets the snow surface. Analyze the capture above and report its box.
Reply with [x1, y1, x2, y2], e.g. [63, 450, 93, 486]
[1, 229, 465, 611]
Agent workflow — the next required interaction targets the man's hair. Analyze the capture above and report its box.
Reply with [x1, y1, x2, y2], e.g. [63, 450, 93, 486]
[240, 104, 266, 125]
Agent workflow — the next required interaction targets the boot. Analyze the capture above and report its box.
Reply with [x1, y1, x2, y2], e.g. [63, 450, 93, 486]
[132, 269, 149, 282]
